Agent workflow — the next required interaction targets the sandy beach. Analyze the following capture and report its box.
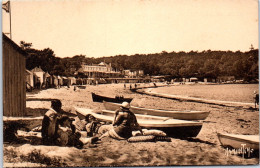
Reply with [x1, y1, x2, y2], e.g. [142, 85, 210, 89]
[4, 83, 259, 167]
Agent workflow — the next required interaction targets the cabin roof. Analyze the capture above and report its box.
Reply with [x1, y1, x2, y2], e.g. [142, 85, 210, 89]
[26, 69, 32, 75]
[3, 34, 28, 56]
[31, 66, 44, 73]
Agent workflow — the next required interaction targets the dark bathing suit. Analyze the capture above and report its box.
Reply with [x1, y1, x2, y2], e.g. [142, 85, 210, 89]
[113, 108, 138, 139]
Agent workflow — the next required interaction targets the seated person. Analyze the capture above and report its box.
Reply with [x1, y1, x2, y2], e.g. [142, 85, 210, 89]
[85, 114, 101, 137]
[41, 100, 63, 145]
[96, 102, 143, 141]
[55, 116, 83, 148]
[85, 114, 112, 137]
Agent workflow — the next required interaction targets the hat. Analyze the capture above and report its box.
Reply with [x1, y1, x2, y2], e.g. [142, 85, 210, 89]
[121, 102, 130, 108]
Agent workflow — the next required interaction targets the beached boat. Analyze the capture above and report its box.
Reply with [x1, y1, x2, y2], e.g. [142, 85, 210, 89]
[217, 133, 259, 150]
[91, 92, 133, 103]
[103, 101, 210, 120]
[74, 107, 203, 138]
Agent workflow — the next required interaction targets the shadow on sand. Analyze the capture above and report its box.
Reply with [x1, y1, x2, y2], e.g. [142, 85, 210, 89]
[183, 137, 216, 146]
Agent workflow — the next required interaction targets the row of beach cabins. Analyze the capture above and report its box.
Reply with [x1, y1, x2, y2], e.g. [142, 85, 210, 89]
[26, 67, 152, 91]
[26, 67, 76, 91]
[26, 67, 88, 91]
[26, 67, 246, 92]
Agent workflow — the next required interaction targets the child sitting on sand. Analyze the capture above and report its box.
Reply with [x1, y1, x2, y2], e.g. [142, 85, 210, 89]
[55, 116, 83, 148]
[85, 114, 102, 137]
[84, 114, 113, 137]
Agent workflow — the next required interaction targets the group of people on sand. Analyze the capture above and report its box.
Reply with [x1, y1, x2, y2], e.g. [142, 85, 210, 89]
[124, 83, 138, 90]
[41, 100, 83, 148]
[41, 99, 143, 148]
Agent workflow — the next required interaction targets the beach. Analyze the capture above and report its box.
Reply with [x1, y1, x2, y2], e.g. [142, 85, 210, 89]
[4, 83, 259, 167]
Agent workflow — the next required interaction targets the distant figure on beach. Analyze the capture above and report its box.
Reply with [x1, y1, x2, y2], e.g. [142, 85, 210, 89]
[130, 84, 132, 90]
[97, 102, 143, 141]
[36, 80, 41, 89]
[135, 83, 137, 89]
[41, 100, 63, 145]
[124, 83, 126, 89]
[74, 86, 77, 91]
[254, 91, 259, 108]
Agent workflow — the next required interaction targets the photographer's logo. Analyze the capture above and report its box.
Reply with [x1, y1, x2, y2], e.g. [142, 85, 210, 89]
[224, 144, 254, 158]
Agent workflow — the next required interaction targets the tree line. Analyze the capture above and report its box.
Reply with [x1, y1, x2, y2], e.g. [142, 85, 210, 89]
[20, 41, 258, 82]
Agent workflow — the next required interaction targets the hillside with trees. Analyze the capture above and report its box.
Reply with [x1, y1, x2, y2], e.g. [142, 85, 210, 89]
[20, 41, 258, 82]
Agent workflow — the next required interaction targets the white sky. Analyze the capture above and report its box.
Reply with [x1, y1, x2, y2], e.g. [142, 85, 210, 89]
[2, 0, 259, 58]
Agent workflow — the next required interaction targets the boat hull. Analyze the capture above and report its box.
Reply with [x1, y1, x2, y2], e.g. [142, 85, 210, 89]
[75, 107, 203, 138]
[92, 92, 133, 103]
[149, 126, 202, 138]
[103, 101, 209, 120]
[217, 133, 259, 150]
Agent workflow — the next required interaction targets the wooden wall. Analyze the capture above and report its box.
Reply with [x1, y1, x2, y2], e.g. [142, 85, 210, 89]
[3, 34, 26, 117]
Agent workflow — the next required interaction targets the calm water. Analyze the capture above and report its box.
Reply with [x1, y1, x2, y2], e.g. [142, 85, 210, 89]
[154, 84, 259, 103]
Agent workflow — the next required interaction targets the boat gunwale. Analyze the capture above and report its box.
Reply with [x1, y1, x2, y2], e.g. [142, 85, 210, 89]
[103, 101, 209, 114]
[217, 133, 259, 146]
[101, 109, 171, 120]
[75, 107, 203, 128]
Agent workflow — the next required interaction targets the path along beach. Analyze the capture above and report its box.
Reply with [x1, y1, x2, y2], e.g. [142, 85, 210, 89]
[4, 83, 259, 167]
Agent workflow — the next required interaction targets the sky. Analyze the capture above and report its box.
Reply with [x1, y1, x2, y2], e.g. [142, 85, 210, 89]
[2, 0, 259, 58]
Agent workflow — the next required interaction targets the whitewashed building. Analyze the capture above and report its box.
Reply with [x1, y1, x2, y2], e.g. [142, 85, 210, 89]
[79, 62, 120, 78]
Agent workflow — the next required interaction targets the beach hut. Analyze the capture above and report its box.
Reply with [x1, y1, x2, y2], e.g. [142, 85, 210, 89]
[3, 34, 26, 116]
[204, 77, 216, 83]
[49, 74, 53, 87]
[82, 78, 88, 85]
[31, 66, 45, 87]
[57, 76, 63, 86]
[185, 78, 190, 82]
[62, 76, 69, 86]
[217, 76, 235, 83]
[68, 77, 76, 85]
[151, 76, 165, 82]
[43, 72, 51, 88]
[190, 77, 198, 82]
[87, 78, 95, 85]
[76, 78, 83, 85]
[52, 75, 59, 87]
[26, 69, 34, 89]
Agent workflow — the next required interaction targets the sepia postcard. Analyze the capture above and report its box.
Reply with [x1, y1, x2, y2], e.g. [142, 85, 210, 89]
[2, 0, 259, 167]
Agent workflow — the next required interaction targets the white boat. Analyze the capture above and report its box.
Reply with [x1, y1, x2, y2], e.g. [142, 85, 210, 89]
[217, 133, 259, 150]
[103, 101, 210, 120]
[75, 107, 203, 138]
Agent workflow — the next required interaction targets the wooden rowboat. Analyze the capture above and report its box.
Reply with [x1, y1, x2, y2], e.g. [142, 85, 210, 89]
[217, 133, 259, 150]
[92, 92, 133, 103]
[74, 107, 203, 138]
[103, 101, 210, 120]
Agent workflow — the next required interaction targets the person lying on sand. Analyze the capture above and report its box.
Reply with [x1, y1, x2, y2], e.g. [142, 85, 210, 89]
[94, 102, 143, 141]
